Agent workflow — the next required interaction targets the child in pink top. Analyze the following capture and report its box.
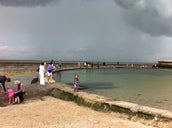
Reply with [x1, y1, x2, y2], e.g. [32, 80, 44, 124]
[7, 86, 14, 104]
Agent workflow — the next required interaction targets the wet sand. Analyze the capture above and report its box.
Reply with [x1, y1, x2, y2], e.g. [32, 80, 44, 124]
[0, 70, 171, 128]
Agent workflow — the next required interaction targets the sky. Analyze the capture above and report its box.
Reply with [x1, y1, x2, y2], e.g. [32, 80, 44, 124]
[1, 0, 172, 62]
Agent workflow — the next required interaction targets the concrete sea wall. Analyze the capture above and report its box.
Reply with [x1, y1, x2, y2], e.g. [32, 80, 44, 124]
[49, 82, 172, 122]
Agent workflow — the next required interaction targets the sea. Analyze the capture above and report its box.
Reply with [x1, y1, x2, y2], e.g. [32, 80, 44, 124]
[53, 68, 172, 111]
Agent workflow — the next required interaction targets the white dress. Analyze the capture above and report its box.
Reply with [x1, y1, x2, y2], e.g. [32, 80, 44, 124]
[39, 64, 45, 85]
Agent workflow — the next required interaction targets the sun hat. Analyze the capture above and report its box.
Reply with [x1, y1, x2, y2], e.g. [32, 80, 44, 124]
[14, 80, 20, 85]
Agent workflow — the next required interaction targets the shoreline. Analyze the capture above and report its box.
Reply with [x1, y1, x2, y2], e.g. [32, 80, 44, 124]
[0, 68, 172, 127]
[51, 82, 172, 127]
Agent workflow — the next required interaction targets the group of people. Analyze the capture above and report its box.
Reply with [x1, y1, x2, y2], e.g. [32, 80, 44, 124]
[39, 60, 55, 85]
[0, 76, 25, 104]
[39, 60, 80, 92]
[0, 60, 80, 105]
[0, 59, 55, 105]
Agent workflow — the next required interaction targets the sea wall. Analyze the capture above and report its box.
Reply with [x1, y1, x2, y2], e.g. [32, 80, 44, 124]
[0, 60, 153, 69]
[49, 82, 172, 122]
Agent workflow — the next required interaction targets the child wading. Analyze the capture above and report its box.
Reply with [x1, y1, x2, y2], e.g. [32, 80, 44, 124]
[74, 74, 80, 92]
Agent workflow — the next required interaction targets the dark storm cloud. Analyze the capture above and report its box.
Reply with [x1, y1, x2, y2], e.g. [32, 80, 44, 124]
[114, 0, 172, 37]
[0, 0, 59, 7]
[1, 0, 172, 62]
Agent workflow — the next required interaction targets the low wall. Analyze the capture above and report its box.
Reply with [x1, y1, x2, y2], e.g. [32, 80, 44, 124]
[49, 82, 172, 121]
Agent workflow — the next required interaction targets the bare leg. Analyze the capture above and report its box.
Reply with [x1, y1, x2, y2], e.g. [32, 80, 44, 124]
[47, 76, 50, 84]
[9, 98, 11, 104]
[17, 97, 20, 104]
[14, 97, 20, 104]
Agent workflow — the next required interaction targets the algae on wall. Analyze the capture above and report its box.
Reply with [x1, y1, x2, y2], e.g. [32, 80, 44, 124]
[49, 87, 165, 121]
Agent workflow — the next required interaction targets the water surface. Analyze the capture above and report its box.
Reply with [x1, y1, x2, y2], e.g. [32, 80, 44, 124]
[54, 68, 172, 110]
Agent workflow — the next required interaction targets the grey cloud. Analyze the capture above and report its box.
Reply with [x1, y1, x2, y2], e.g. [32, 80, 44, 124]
[1, 0, 171, 62]
[114, 0, 172, 17]
[114, 0, 172, 37]
[114, 0, 142, 10]
[0, 0, 59, 7]
[125, 11, 172, 37]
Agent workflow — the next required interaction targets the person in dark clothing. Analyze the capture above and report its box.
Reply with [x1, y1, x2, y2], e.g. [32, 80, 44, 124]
[0, 76, 11, 92]
[14, 80, 25, 103]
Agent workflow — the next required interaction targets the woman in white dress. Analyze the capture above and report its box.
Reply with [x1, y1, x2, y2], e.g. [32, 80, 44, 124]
[39, 61, 46, 85]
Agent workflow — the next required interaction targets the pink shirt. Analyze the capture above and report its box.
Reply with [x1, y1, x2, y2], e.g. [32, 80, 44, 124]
[7, 89, 14, 98]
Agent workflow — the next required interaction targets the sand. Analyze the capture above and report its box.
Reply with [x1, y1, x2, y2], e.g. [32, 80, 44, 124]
[0, 70, 171, 128]
[0, 96, 157, 128]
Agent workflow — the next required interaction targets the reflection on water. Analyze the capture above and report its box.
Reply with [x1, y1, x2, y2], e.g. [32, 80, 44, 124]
[81, 82, 116, 90]
[54, 68, 172, 110]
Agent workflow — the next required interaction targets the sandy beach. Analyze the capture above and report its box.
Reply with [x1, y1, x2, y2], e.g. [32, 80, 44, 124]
[0, 70, 171, 128]
[0, 96, 156, 128]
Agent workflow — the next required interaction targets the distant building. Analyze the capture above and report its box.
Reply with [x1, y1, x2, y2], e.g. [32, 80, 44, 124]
[157, 59, 172, 68]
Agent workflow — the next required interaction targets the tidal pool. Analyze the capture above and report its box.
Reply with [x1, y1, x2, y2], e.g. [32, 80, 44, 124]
[54, 68, 172, 110]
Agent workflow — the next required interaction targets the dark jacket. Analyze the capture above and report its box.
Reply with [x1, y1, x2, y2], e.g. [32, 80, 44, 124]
[0, 76, 7, 92]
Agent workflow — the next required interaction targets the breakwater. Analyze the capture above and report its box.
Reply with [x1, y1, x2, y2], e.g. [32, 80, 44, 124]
[50, 82, 172, 122]
[0, 60, 154, 68]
